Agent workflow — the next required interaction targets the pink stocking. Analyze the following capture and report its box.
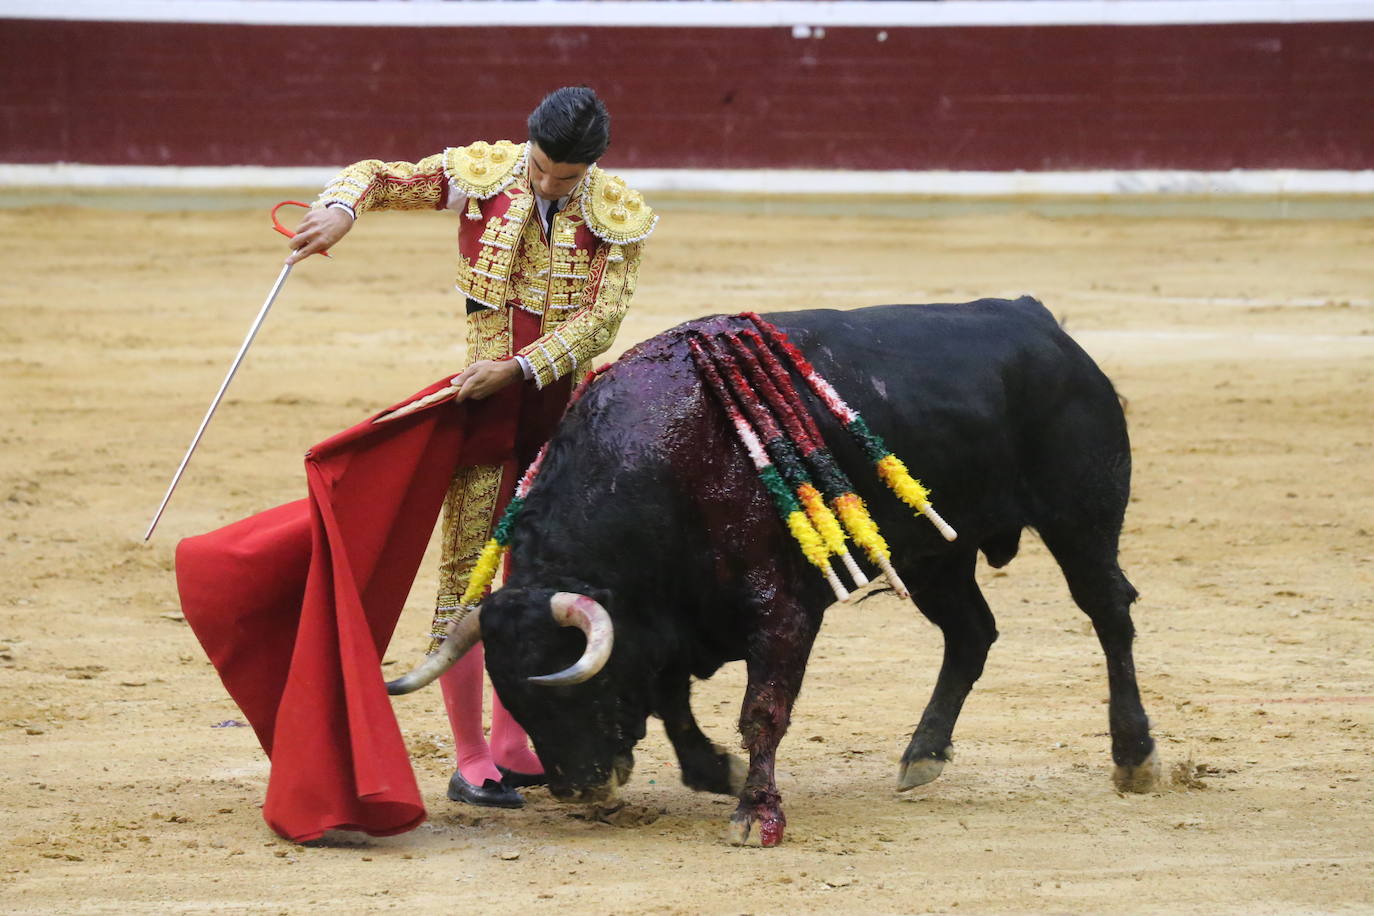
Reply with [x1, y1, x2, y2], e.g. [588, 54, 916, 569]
[491, 690, 544, 776]
[438, 645, 501, 785]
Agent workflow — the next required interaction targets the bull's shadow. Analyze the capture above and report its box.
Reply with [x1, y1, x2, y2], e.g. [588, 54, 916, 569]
[391, 298, 1159, 847]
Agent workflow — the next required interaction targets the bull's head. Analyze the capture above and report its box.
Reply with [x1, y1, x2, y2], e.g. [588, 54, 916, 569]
[387, 587, 645, 803]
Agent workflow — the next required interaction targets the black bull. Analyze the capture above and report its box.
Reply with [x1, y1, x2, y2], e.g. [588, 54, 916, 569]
[399, 298, 1159, 846]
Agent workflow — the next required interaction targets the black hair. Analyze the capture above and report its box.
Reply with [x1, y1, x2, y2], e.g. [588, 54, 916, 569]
[527, 87, 611, 165]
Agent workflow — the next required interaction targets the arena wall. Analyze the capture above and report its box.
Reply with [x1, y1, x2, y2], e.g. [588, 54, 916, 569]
[2, 1, 1372, 190]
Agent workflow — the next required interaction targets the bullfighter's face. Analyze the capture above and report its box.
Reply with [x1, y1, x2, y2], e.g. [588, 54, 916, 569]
[480, 587, 646, 803]
[528, 143, 590, 202]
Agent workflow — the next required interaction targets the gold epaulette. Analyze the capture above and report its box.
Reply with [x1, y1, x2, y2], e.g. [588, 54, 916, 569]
[443, 140, 525, 199]
[582, 168, 658, 244]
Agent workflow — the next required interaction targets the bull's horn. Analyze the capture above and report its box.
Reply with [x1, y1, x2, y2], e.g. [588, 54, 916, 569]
[528, 592, 614, 687]
[385, 610, 482, 695]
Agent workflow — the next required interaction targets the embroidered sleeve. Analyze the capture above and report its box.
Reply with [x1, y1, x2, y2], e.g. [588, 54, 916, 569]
[313, 153, 448, 215]
[515, 240, 645, 389]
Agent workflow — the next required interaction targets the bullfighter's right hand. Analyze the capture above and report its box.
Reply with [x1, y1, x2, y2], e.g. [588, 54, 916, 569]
[286, 206, 353, 264]
[450, 359, 525, 401]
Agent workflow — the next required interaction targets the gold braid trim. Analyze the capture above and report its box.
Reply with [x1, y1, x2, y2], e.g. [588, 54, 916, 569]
[516, 239, 644, 389]
[465, 303, 514, 363]
[431, 463, 505, 652]
[314, 153, 448, 215]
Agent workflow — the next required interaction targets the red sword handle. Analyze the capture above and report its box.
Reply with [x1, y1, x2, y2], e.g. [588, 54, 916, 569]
[271, 200, 332, 258]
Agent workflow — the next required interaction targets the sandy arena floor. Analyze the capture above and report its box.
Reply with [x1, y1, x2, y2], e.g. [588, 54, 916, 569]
[1, 192, 1372, 914]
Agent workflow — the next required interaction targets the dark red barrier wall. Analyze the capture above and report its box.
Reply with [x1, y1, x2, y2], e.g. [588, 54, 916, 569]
[2, 18, 1372, 170]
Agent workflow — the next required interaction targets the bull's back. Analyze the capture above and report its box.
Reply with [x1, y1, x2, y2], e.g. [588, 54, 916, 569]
[560, 297, 1128, 570]
[761, 298, 1130, 548]
[766, 297, 1086, 412]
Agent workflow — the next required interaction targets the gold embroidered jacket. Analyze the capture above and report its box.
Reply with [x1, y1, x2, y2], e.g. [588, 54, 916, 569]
[314, 140, 656, 389]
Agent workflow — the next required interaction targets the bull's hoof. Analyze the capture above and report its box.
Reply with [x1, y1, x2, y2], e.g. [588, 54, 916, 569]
[897, 745, 953, 791]
[1113, 747, 1162, 794]
[726, 793, 786, 848]
[726, 812, 785, 848]
[680, 748, 749, 796]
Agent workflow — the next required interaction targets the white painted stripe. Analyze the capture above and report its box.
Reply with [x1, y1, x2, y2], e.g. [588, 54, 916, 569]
[0, 164, 337, 189]
[622, 168, 1374, 196]
[3, 0, 1372, 28]
[3, 164, 1373, 196]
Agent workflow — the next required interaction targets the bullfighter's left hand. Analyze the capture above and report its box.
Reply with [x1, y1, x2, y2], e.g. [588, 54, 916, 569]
[451, 359, 524, 401]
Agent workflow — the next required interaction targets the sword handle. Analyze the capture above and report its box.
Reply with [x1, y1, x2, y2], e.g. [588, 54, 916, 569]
[272, 200, 332, 258]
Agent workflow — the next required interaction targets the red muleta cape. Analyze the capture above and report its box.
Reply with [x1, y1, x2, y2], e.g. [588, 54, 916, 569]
[175, 376, 526, 842]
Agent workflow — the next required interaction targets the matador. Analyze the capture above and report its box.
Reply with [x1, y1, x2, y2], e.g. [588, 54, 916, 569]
[285, 87, 656, 809]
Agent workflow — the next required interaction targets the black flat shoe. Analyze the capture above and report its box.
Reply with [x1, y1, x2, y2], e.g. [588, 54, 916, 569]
[447, 770, 524, 809]
[497, 764, 548, 789]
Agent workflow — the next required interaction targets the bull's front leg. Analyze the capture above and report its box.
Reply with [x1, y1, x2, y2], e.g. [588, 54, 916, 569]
[728, 593, 818, 848]
[656, 668, 747, 796]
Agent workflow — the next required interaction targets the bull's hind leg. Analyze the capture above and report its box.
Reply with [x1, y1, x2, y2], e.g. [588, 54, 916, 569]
[1040, 529, 1159, 792]
[898, 550, 998, 790]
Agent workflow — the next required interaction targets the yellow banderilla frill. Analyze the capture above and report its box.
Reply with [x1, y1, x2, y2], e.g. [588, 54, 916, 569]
[876, 454, 931, 511]
[798, 484, 847, 556]
[876, 454, 957, 542]
[786, 509, 831, 569]
[832, 492, 889, 563]
[832, 491, 908, 598]
[786, 507, 850, 601]
[460, 538, 507, 607]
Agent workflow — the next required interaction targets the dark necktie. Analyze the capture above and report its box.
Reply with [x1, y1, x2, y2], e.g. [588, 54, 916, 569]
[544, 199, 560, 235]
